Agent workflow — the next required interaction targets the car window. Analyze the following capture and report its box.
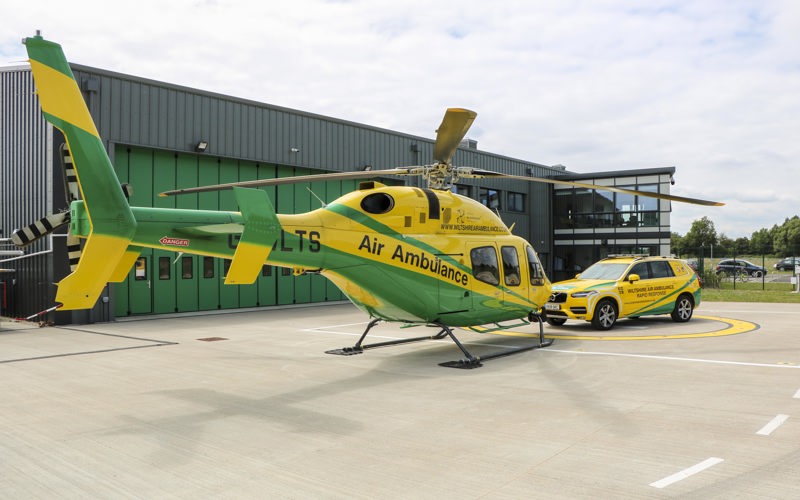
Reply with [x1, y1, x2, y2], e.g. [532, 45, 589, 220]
[579, 262, 629, 280]
[628, 262, 652, 279]
[650, 261, 675, 278]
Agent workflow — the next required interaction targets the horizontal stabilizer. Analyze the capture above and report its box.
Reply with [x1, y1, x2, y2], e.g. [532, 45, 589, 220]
[225, 187, 281, 285]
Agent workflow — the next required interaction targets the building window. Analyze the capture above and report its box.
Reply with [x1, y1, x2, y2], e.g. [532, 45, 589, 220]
[135, 257, 147, 280]
[554, 190, 573, 229]
[507, 192, 525, 212]
[181, 256, 193, 279]
[554, 184, 663, 230]
[452, 184, 471, 197]
[203, 257, 215, 278]
[159, 257, 171, 280]
[614, 184, 660, 227]
[479, 188, 500, 210]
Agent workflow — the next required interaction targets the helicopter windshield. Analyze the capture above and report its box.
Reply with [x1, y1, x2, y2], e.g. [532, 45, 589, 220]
[578, 262, 630, 280]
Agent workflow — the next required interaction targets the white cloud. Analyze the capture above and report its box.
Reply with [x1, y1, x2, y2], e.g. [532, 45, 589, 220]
[3, 0, 798, 238]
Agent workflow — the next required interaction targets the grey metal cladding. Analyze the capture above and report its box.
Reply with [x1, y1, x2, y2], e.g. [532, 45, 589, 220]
[1, 67, 55, 316]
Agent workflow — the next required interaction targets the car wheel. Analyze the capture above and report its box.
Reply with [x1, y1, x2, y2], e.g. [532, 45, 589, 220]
[752, 270, 763, 278]
[591, 299, 617, 331]
[671, 294, 694, 322]
[546, 317, 567, 326]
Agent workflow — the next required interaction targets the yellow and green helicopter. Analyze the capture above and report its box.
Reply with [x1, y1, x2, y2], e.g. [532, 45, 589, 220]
[16, 35, 722, 367]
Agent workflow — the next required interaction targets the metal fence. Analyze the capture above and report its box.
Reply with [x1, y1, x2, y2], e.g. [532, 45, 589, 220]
[682, 249, 798, 291]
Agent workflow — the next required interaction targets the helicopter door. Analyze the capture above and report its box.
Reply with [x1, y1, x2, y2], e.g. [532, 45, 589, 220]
[436, 248, 472, 315]
[468, 244, 504, 308]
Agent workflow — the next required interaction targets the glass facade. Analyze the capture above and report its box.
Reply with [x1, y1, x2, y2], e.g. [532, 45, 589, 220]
[554, 184, 662, 230]
[552, 174, 672, 282]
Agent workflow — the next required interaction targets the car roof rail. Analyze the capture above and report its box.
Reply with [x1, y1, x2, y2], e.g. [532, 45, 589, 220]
[606, 253, 652, 259]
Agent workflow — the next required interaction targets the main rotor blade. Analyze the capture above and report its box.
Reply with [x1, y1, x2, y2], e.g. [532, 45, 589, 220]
[495, 173, 725, 206]
[433, 108, 477, 165]
[160, 168, 416, 196]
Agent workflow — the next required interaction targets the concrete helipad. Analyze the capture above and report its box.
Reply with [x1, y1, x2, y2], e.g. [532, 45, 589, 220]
[2, 301, 800, 498]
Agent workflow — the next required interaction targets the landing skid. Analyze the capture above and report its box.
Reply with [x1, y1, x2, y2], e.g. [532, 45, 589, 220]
[325, 319, 450, 356]
[325, 313, 553, 369]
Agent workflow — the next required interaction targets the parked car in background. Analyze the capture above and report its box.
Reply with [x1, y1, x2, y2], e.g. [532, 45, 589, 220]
[683, 259, 703, 287]
[774, 257, 800, 271]
[715, 259, 767, 278]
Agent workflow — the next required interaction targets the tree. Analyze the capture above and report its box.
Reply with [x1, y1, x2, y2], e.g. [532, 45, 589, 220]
[683, 216, 718, 255]
[774, 216, 800, 256]
[717, 234, 734, 256]
[734, 236, 751, 255]
[671, 232, 685, 256]
[750, 227, 774, 254]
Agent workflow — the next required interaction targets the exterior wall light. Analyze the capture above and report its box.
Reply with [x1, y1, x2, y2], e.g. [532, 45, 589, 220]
[195, 140, 208, 153]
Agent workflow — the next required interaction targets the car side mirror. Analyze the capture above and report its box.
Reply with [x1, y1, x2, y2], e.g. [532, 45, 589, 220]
[628, 274, 640, 283]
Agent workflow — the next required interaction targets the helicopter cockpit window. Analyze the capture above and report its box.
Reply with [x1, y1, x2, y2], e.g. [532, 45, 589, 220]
[360, 193, 395, 214]
[501, 246, 521, 286]
[470, 246, 500, 286]
[526, 246, 545, 286]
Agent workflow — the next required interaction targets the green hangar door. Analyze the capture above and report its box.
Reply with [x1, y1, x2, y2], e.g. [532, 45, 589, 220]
[111, 146, 347, 318]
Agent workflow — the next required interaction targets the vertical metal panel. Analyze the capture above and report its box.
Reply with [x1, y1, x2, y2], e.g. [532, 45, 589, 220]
[1, 66, 57, 319]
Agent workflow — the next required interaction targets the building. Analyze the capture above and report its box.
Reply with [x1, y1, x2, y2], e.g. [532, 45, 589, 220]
[551, 168, 674, 282]
[1, 63, 673, 323]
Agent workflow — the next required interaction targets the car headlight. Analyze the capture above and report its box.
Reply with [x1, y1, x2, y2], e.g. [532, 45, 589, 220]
[571, 290, 598, 298]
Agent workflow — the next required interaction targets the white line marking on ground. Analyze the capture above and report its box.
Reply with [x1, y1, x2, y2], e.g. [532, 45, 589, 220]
[650, 457, 724, 489]
[303, 325, 800, 368]
[544, 348, 800, 369]
[756, 414, 789, 436]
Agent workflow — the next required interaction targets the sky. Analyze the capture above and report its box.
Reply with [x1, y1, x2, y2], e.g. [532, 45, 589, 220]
[2, 0, 798, 238]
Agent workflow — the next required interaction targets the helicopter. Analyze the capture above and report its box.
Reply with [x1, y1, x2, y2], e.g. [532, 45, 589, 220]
[14, 35, 723, 368]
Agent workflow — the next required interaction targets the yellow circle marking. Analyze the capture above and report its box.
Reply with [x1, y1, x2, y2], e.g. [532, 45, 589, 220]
[478, 315, 759, 341]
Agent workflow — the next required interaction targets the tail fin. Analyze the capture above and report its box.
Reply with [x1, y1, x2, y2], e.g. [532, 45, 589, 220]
[225, 187, 281, 284]
[24, 35, 137, 310]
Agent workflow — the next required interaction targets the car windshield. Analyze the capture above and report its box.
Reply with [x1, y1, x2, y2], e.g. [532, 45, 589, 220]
[578, 262, 630, 280]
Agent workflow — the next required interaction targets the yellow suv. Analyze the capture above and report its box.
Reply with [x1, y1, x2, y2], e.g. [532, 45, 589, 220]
[544, 255, 701, 330]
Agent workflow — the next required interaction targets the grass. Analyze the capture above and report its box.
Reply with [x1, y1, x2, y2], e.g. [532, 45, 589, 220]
[701, 276, 800, 303]
[687, 254, 800, 303]
[703, 287, 800, 303]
